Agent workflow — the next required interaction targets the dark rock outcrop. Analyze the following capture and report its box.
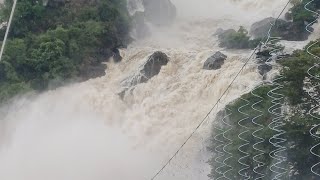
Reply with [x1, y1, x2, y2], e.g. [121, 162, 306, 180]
[139, 51, 169, 82]
[124, 51, 169, 86]
[278, 22, 311, 41]
[119, 51, 169, 98]
[98, 48, 114, 61]
[276, 54, 290, 61]
[250, 17, 310, 41]
[250, 17, 280, 38]
[258, 63, 272, 78]
[97, 48, 122, 63]
[203, 51, 227, 70]
[112, 48, 122, 63]
[256, 48, 272, 62]
[142, 0, 176, 26]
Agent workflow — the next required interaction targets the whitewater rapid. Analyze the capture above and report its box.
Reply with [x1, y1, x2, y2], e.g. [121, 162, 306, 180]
[0, 0, 292, 180]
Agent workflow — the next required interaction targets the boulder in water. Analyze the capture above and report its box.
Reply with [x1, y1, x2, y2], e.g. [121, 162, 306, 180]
[258, 63, 272, 78]
[139, 51, 169, 82]
[250, 17, 279, 38]
[119, 51, 169, 98]
[125, 51, 169, 86]
[203, 51, 227, 70]
[142, 0, 176, 25]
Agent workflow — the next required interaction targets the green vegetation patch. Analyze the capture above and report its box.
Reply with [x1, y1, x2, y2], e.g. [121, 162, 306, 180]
[0, 0, 131, 103]
[218, 26, 261, 49]
[208, 40, 320, 179]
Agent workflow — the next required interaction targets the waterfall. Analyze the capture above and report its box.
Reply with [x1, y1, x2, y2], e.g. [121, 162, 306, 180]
[0, 0, 293, 179]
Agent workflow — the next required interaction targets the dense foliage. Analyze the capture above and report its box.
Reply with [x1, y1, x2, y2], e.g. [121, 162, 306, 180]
[208, 41, 320, 179]
[0, 0, 131, 102]
[287, 0, 320, 24]
[210, 1, 320, 178]
[280, 0, 320, 40]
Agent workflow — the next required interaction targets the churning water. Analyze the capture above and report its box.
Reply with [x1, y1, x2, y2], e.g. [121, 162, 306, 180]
[0, 0, 292, 179]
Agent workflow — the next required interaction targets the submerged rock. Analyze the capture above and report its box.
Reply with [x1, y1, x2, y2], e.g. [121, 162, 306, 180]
[119, 51, 169, 98]
[142, 0, 176, 25]
[203, 51, 227, 70]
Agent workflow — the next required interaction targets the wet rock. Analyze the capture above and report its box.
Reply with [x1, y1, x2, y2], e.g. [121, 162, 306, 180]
[250, 17, 279, 38]
[119, 51, 169, 98]
[276, 54, 290, 61]
[97, 48, 114, 62]
[278, 22, 311, 41]
[118, 90, 126, 100]
[258, 63, 272, 77]
[256, 49, 272, 62]
[113, 48, 122, 63]
[143, 0, 176, 25]
[97, 48, 122, 63]
[250, 17, 310, 41]
[140, 51, 169, 82]
[203, 51, 227, 70]
[126, 51, 169, 86]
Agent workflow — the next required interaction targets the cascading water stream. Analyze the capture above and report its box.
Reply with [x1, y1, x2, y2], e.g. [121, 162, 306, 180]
[0, 0, 293, 180]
